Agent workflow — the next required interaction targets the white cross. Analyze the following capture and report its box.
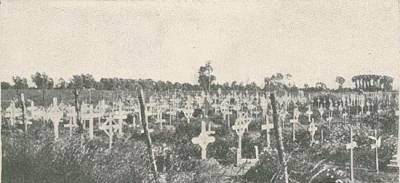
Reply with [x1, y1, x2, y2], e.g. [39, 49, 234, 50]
[290, 118, 300, 142]
[155, 108, 166, 130]
[48, 98, 63, 140]
[306, 105, 313, 122]
[191, 121, 215, 160]
[65, 106, 78, 136]
[318, 106, 324, 119]
[5, 101, 20, 126]
[81, 104, 97, 140]
[99, 117, 120, 149]
[220, 104, 232, 127]
[261, 114, 274, 148]
[308, 119, 318, 146]
[232, 115, 251, 165]
[346, 127, 357, 182]
[368, 130, 381, 173]
[366, 101, 371, 116]
[182, 105, 194, 124]
[112, 103, 127, 136]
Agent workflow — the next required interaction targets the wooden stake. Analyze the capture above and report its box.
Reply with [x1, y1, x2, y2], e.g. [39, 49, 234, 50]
[138, 87, 158, 180]
[21, 93, 27, 132]
[270, 93, 289, 183]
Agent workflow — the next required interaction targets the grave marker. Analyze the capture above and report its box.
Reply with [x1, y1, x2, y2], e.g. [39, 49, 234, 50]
[346, 127, 357, 183]
[232, 115, 251, 165]
[261, 114, 274, 148]
[191, 121, 216, 160]
[308, 119, 317, 146]
[48, 98, 63, 140]
[368, 130, 381, 174]
[99, 117, 120, 149]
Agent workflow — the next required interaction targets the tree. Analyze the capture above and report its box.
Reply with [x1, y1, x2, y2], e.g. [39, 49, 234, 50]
[264, 73, 291, 95]
[31, 72, 53, 103]
[56, 78, 67, 89]
[12, 76, 28, 93]
[315, 82, 327, 90]
[1, 82, 12, 89]
[231, 81, 238, 90]
[198, 62, 216, 92]
[335, 76, 345, 90]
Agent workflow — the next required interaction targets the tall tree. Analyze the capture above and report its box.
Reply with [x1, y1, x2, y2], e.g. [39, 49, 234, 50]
[56, 78, 67, 89]
[335, 76, 345, 90]
[1, 82, 12, 89]
[315, 82, 327, 90]
[12, 76, 28, 94]
[198, 62, 216, 92]
[264, 73, 291, 96]
[31, 72, 52, 103]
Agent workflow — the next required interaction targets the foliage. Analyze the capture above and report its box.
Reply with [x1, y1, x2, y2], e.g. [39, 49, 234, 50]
[31, 72, 54, 89]
[336, 76, 346, 89]
[2, 123, 153, 183]
[1, 81, 12, 89]
[12, 76, 29, 90]
[198, 62, 216, 92]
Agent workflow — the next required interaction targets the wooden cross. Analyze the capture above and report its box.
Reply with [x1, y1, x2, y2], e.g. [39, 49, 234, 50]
[5, 101, 19, 126]
[182, 105, 194, 124]
[306, 104, 313, 122]
[261, 114, 274, 148]
[166, 107, 176, 125]
[368, 129, 381, 174]
[81, 104, 97, 140]
[113, 103, 127, 136]
[48, 98, 63, 140]
[366, 101, 371, 116]
[220, 103, 232, 127]
[359, 96, 365, 115]
[155, 106, 166, 130]
[308, 119, 317, 146]
[191, 121, 216, 160]
[140, 128, 154, 134]
[99, 117, 120, 149]
[290, 108, 300, 142]
[318, 106, 324, 119]
[346, 127, 357, 183]
[232, 115, 251, 165]
[65, 106, 77, 137]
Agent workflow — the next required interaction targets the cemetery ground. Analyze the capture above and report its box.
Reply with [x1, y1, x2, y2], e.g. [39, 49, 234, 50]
[1, 89, 400, 183]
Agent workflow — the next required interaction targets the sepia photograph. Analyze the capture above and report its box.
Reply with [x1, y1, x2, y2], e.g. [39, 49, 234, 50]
[0, 0, 399, 182]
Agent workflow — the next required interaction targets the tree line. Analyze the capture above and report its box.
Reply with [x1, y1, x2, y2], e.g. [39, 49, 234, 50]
[0, 72, 262, 92]
[1, 63, 380, 93]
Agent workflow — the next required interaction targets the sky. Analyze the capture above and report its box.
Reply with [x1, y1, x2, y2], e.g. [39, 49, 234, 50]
[1, 0, 399, 88]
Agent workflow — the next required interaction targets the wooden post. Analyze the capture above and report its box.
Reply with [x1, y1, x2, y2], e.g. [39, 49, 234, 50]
[1, 81, 2, 180]
[397, 90, 400, 183]
[374, 130, 379, 174]
[21, 93, 27, 132]
[350, 128, 354, 183]
[138, 87, 158, 180]
[270, 93, 289, 183]
[73, 89, 82, 133]
[89, 105, 94, 140]
[346, 127, 357, 183]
